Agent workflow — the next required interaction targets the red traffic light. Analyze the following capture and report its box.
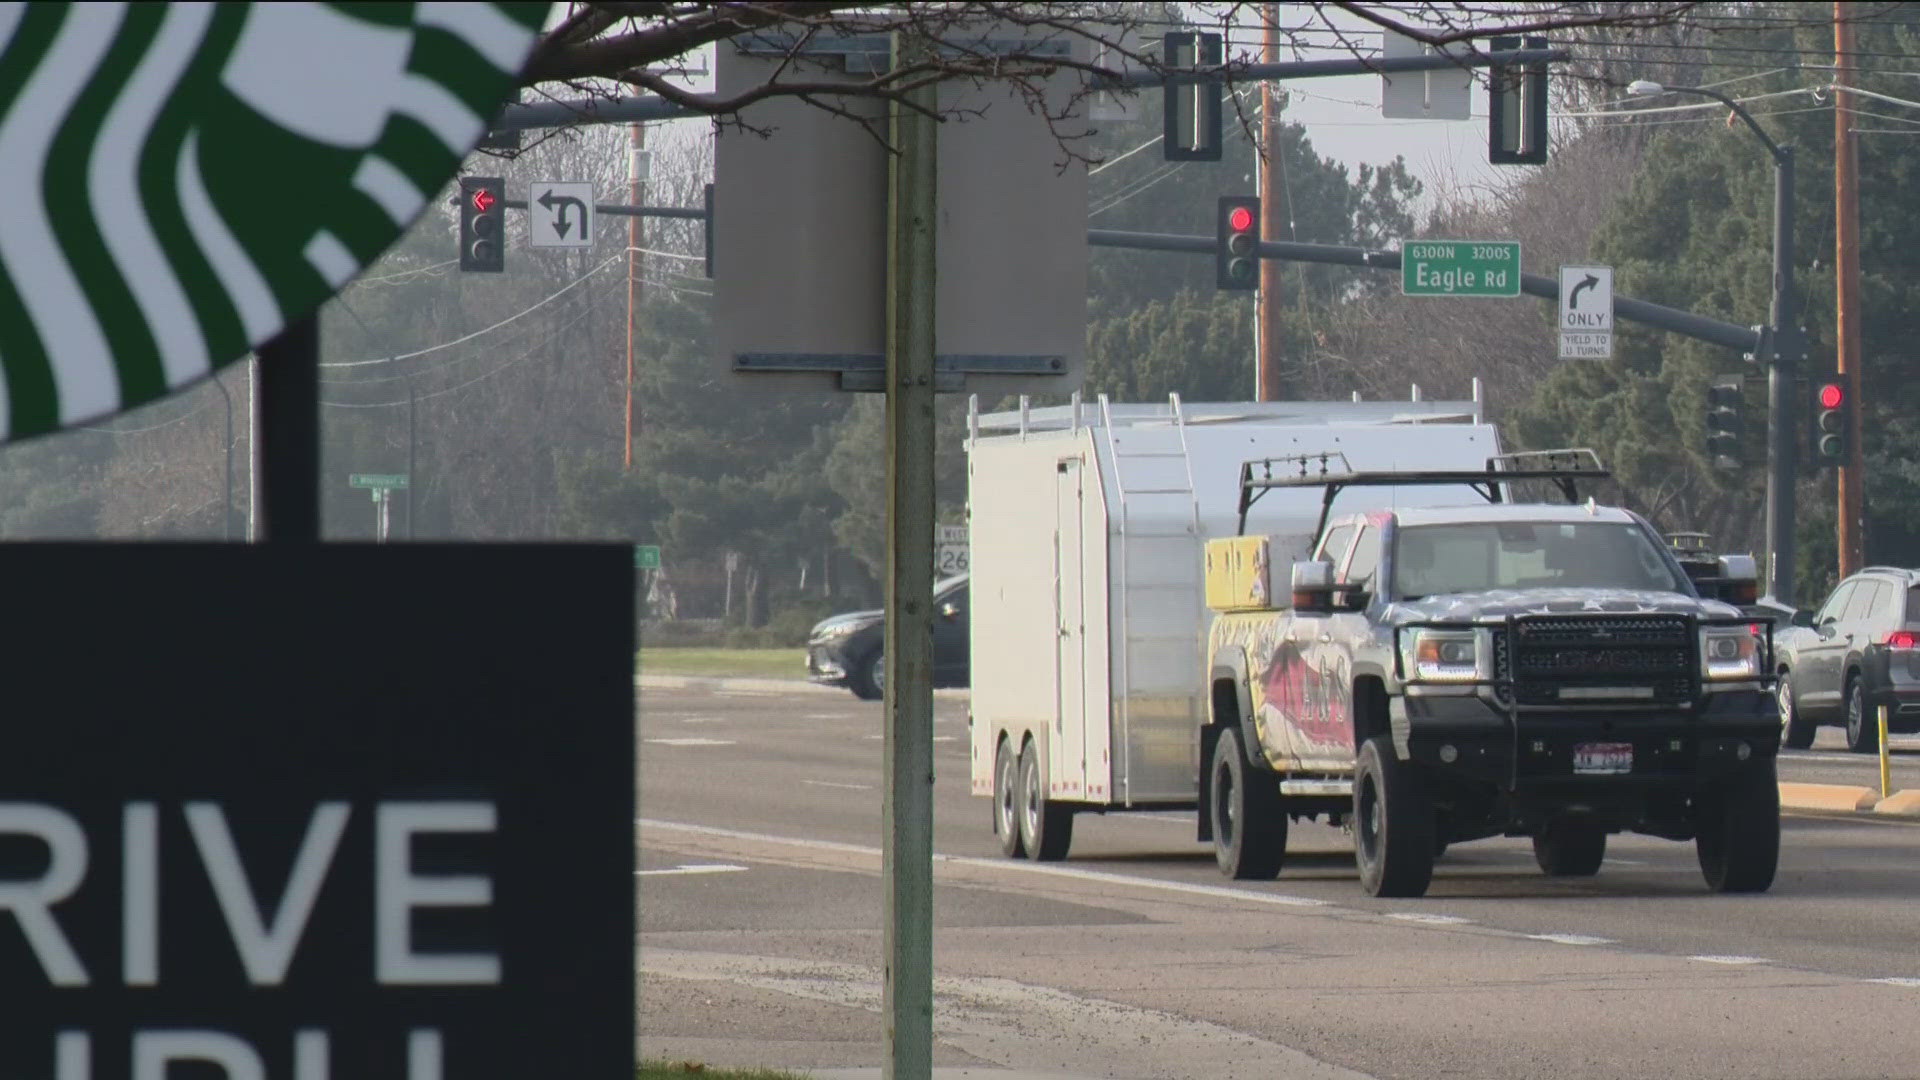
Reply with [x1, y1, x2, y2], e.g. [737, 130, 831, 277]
[1817, 382, 1844, 410]
[1227, 205, 1254, 232]
[471, 187, 497, 214]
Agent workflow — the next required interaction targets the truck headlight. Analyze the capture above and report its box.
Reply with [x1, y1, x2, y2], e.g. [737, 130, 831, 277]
[1700, 625, 1763, 681]
[1404, 628, 1487, 683]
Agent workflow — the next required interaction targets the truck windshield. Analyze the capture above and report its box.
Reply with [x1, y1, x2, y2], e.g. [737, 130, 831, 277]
[1392, 521, 1687, 600]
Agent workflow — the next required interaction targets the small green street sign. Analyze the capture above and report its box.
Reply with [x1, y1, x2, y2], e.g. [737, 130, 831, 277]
[1401, 240, 1522, 297]
[634, 545, 662, 570]
[350, 473, 408, 489]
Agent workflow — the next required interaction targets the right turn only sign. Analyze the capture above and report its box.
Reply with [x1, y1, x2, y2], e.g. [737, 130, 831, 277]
[1559, 265, 1614, 359]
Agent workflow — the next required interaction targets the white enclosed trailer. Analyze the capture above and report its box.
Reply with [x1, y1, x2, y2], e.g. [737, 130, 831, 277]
[966, 391, 1504, 859]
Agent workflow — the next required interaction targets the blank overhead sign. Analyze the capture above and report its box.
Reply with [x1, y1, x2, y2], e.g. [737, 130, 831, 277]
[1380, 30, 1472, 120]
[713, 25, 1088, 394]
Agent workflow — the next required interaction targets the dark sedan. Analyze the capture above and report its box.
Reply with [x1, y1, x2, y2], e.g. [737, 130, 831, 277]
[805, 574, 969, 699]
[1775, 566, 1920, 752]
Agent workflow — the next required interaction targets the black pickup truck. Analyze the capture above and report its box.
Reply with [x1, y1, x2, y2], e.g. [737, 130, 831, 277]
[1202, 452, 1780, 897]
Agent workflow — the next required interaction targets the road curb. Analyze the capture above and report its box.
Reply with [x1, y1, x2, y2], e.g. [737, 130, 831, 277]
[1778, 781, 1881, 813]
[1871, 789, 1920, 817]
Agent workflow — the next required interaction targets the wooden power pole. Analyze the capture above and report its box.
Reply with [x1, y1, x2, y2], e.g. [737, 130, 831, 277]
[1258, 2, 1282, 402]
[1835, 5, 1865, 574]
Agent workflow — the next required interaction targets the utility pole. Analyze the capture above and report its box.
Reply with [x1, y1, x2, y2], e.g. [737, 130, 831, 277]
[1257, 3, 1282, 402]
[1834, 4, 1865, 575]
[626, 121, 646, 470]
[883, 29, 936, 1080]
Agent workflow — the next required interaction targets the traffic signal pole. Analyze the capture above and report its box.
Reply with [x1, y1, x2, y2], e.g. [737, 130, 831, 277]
[1766, 145, 1799, 606]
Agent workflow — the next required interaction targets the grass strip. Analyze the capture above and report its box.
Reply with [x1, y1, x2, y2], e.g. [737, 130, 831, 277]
[636, 647, 807, 680]
[639, 1062, 812, 1080]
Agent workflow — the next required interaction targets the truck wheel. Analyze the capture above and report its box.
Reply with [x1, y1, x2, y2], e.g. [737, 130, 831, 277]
[1208, 727, 1285, 880]
[1017, 740, 1073, 861]
[1778, 672, 1815, 750]
[994, 738, 1026, 859]
[1695, 759, 1780, 894]
[1354, 736, 1435, 898]
[1533, 821, 1606, 876]
[1843, 676, 1878, 754]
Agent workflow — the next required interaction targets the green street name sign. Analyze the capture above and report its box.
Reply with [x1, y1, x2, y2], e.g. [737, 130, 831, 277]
[1401, 240, 1522, 297]
[350, 473, 408, 489]
[634, 545, 661, 570]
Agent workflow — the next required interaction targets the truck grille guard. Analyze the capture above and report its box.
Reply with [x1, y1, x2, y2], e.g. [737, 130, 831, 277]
[1395, 613, 1774, 791]
[1393, 613, 1776, 711]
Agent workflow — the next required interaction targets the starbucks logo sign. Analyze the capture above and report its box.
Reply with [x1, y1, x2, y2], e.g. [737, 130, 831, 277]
[0, 1, 548, 440]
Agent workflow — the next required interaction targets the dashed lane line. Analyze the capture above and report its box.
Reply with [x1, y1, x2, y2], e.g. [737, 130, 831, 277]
[803, 780, 873, 791]
[1526, 933, 1614, 946]
[638, 864, 748, 876]
[635, 818, 1920, 989]
[644, 737, 737, 747]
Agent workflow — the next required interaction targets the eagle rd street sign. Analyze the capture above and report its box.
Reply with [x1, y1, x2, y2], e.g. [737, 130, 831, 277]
[1559, 264, 1614, 359]
[1401, 240, 1521, 297]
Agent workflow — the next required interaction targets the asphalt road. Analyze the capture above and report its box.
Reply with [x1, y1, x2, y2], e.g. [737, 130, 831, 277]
[639, 681, 1920, 1080]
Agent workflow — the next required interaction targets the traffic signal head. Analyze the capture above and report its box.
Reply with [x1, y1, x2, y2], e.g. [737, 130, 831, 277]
[1216, 196, 1259, 291]
[1813, 379, 1847, 464]
[1704, 381, 1744, 469]
[460, 176, 505, 272]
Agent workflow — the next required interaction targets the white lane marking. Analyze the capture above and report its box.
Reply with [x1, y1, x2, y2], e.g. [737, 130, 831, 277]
[865, 734, 884, 741]
[934, 736, 958, 743]
[803, 780, 872, 791]
[1388, 913, 1472, 926]
[717, 690, 789, 697]
[1690, 955, 1770, 965]
[1527, 933, 1614, 946]
[644, 738, 737, 747]
[679, 717, 725, 725]
[1870, 977, 1920, 987]
[801, 714, 843, 720]
[1601, 858, 1646, 866]
[637, 818, 1332, 909]
[638, 864, 747, 877]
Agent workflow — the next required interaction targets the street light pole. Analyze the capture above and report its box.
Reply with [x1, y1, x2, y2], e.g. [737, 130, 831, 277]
[1629, 80, 1798, 606]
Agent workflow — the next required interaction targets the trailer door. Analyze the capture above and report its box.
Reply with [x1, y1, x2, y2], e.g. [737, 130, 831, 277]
[1054, 459, 1087, 798]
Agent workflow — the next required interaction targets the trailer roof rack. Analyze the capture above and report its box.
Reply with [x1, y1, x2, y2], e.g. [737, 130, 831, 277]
[1236, 448, 1609, 539]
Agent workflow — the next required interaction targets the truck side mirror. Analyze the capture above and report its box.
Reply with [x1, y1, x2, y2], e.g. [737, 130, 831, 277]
[1714, 554, 1760, 606]
[1290, 561, 1335, 614]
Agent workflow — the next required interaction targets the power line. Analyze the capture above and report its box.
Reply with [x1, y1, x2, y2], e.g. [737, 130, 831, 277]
[322, 307, 598, 409]
[323, 253, 623, 369]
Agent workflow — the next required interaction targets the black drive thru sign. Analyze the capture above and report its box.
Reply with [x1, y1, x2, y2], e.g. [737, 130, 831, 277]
[0, 544, 634, 1079]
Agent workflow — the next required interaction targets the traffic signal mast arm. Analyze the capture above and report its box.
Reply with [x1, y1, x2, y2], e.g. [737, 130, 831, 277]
[484, 48, 1572, 131]
[1089, 228, 1762, 355]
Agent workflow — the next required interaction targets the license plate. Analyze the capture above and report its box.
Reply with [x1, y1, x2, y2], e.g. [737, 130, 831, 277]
[1573, 741, 1632, 775]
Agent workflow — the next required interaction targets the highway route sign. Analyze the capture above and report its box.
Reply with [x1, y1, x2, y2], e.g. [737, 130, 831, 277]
[634, 544, 661, 570]
[529, 181, 595, 249]
[937, 524, 968, 576]
[1558, 264, 1614, 359]
[1401, 240, 1521, 297]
